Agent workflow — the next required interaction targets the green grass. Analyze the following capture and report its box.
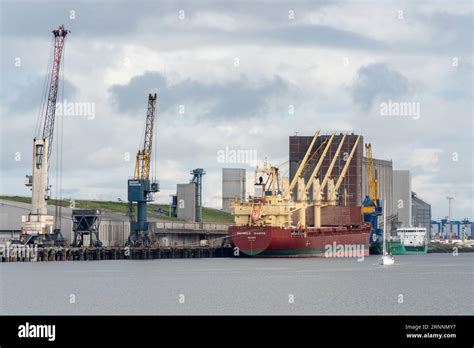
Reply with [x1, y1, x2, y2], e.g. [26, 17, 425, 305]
[0, 195, 233, 224]
[202, 206, 234, 224]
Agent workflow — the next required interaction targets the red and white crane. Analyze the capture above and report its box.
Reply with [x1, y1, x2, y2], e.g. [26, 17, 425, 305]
[21, 25, 69, 245]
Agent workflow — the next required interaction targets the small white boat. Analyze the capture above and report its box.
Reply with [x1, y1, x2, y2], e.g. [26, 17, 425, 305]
[379, 199, 395, 266]
[379, 252, 395, 266]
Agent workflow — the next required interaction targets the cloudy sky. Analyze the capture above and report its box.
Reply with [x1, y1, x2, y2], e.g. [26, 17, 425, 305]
[0, 0, 472, 220]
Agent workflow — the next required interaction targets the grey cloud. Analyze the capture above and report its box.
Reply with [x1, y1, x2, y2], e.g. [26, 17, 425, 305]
[266, 24, 385, 50]
[0, 1, 163, 38]
[350, 63, 413, 110]
[1, 1, 384, 52]
[420, 11, 473, 54]
[2, 74, 77, 114]
[109, 72, 290, 119]
[0, 1, 331, 38]
[1, 1, 470, 57]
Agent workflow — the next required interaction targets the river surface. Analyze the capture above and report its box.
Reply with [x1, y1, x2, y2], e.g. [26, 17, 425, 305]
[0, 254, 472, 315]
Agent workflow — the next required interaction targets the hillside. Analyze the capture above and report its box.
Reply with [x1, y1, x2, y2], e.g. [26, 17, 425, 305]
[0, 195, 234, 224]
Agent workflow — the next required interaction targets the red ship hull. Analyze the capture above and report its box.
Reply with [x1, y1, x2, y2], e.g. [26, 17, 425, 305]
[230, 224, 371, 258]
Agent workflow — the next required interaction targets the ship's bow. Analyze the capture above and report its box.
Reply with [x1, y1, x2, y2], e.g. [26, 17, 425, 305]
[229, 226, 273, 256]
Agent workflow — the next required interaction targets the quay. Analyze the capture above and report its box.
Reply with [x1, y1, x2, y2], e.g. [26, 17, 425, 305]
[0, 246, 233, 262]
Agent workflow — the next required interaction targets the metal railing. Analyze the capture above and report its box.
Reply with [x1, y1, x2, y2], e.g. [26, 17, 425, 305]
[154, 222, 230, 231]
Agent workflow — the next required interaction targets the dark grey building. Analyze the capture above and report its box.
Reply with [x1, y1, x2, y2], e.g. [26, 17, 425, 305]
[412, 192, 432, 237]
[393, 170, 412, 228]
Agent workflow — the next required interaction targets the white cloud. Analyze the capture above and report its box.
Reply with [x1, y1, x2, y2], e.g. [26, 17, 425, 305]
[408, 149, 443, 172]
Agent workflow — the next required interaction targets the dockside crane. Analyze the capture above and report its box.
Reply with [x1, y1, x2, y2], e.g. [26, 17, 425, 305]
[21, 25, 69, 246]
[361, 143, 383, 252]
[128, 93, 159, 246]
[327, 135, 361, 205]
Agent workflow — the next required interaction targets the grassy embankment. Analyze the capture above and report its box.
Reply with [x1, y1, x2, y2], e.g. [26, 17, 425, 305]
[0, 195, 234, 224]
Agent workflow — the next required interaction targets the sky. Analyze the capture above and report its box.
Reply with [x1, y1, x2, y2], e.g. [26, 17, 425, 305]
[0, 0, 472, 221]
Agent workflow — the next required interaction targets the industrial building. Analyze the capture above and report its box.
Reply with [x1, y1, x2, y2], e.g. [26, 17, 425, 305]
[412, 192, 432, 237]
[222, 168, 246, 213]
[290, 135, 433, 237]
[0, 198, 232, 248]
[176, 183, 196, 222]
[289, 133, 363, 206]
[172, 168, 206, 223]
[152, 222, 230, 248]
[393, 170, 412, 228]
[0, 198, 130, 246]
[392, 170, 432, 236]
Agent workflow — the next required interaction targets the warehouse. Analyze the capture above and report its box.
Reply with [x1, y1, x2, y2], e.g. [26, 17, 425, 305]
[412, 192, 432, 237]
[0, 199, 129, 246]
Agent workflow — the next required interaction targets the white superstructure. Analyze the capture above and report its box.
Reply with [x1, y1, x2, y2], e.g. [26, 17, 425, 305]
[397, 227, 427, 247]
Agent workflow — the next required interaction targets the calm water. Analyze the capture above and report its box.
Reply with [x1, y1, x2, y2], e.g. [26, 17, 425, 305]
[0, 254, 472, 315]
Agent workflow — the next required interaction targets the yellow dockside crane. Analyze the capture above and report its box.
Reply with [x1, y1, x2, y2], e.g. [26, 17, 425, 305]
[362, 143, 383, 248]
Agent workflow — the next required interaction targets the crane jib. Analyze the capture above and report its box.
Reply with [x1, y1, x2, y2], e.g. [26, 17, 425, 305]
[134, 93, 158, 180]
[42, 25, 69, 162]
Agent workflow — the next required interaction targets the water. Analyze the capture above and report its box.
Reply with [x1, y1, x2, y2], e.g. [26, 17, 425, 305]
[0, 254, 472, 315]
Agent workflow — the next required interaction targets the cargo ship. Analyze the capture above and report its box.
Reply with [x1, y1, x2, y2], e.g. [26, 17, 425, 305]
[230, 224, 371, 257]
[229, 131, 371, 258]
[387, 227, 428, 254]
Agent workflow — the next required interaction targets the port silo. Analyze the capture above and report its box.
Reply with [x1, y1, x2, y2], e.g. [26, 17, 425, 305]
[222, 168, 246, 213]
